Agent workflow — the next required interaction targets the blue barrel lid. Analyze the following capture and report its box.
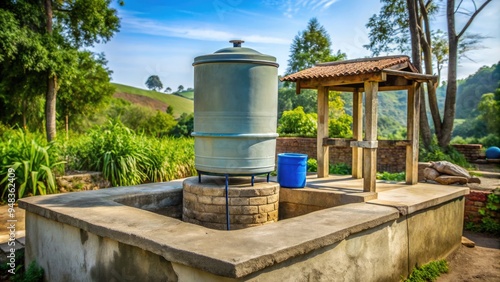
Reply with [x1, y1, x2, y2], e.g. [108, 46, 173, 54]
[193, 40, 279, 67]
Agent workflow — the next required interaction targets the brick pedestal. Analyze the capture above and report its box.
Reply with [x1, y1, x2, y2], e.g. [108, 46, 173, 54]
[183, 176, 279, 230]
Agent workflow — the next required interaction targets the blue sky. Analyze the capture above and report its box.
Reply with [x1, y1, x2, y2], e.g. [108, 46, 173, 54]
[93, 0, 500, 90]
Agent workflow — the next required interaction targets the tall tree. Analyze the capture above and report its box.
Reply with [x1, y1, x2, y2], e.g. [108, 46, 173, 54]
[177, 85, 184, 93]
[286, 17, 346, 75]
[0, 0, 120, 141]
[145, 75, 163, 91]
[442, 0, 492, 147]
[365, 0, 492, 148]
[58, 51, 115, 138]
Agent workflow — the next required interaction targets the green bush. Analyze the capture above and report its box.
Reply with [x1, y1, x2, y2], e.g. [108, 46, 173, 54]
[329, 163, 351, 175]
[307, 158, 317, 172]
[66, 121, 196, 186]
[419, 137, 471, 168]
[377, 171, 405, 182]
[0, 130, 64, 200]
[278, 106, 317, 137]
[404, 259, 448, 282]
[328, 114, 352, 138]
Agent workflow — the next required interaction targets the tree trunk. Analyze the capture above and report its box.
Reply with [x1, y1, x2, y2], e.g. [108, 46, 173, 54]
[44, 0, 56, 142]
[407, 0, 431, 147]
[441, 0, 459, 148]
[46, 76, 57, 142]
[418, 0, 442, 143]
[65, 114, 69, 140]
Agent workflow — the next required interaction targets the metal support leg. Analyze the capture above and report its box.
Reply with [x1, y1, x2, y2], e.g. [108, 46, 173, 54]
[251, 175, 255, 186]
[225, 174, 230, 231]
[198, 171, 201, 183]
[267, 173, 270, 183]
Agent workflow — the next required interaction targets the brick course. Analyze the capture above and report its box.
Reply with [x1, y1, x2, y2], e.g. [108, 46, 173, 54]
[182, 177, 279, 230]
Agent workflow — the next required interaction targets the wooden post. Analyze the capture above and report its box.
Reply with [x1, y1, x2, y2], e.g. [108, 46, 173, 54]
[406, 84, 420, 184]
[352, 89, 363, 178]
[363, 81, 378, 192]
[317, 86, 329, 178]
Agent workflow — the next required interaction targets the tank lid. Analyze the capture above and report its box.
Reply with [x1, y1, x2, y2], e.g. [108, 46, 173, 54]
[193, 40, 279, 67]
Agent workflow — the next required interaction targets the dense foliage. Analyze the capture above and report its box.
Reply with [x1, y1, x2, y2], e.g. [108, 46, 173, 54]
[455, 63, 500, 119]
[0, 124, 196, 201]
[285, 17, 346, 75]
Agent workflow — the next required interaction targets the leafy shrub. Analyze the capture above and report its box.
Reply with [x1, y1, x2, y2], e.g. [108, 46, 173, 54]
[377, 171, 405, 182]
[404, 259, 448, 282]
[329, 163, 351, 175]
[169, 113, 194, 137]
[67, 121, 196, 186]
[278, 106, 317, 137]
[307, 158, 317, 172]
[419, 137, 471, 168]
[328, 113, 352, 138]
[478, 192, 500, 235]
[0, 130, 64, 200]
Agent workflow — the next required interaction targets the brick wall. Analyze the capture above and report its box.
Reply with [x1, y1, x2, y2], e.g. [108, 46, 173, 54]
[464, 190, 499, 224]
[276, 138, 485, 172]
[451, 144, 483, 162]
[276, 137, 406, 173]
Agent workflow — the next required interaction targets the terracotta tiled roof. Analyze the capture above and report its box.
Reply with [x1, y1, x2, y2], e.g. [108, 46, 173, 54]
[281, 55, 417, 82]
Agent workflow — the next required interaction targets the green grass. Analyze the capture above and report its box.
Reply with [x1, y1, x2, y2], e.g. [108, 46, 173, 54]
[175, 90, 194, 100]
[404, 260, 448, 282]
[112, 83, 193, 116]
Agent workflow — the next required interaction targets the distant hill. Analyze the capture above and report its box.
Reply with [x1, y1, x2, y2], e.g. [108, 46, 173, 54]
[112, 83, 193, 117]
[173, 90, 194, 100]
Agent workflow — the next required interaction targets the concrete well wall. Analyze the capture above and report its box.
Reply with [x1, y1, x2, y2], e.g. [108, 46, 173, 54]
[19, 181, 468, 282]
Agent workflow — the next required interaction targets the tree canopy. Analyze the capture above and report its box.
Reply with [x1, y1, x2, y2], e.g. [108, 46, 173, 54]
[0, 0, 121, 141]
[286, 17, 346, 75]
[145, 75, 163, 91]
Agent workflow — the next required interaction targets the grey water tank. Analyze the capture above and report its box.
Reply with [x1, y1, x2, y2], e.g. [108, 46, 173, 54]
[192, 40, 279, 174]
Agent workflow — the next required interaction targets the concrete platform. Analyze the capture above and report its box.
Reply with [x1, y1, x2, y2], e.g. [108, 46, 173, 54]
[18, 176, 469, 281]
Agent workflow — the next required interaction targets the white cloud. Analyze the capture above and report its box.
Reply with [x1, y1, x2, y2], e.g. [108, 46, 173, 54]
[267, 0, 340, 18]
[120, 13, 290, 45]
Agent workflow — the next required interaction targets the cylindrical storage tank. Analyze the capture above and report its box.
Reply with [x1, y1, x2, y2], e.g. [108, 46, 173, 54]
[192, 40, 279, 174]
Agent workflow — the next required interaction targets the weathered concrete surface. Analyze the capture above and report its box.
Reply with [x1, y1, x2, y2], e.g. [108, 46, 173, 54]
[18, 178, 469, 281]
[406, 197, 465, 269]
[367, 183, 469, 215]
[25, 213, 178, 282]
[19, 180, 398, 280]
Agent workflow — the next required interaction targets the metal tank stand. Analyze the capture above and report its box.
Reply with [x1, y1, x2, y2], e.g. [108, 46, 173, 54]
[197, 171, 272, 231]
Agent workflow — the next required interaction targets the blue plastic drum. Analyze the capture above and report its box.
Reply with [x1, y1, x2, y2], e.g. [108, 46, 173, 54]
[485, 146, 500, 159]
[277, 153, 308, 188]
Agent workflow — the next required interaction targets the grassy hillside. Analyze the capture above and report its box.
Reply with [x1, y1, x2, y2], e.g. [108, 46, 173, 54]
[174, 90, 194, 100]
[113, 83, 193, 116]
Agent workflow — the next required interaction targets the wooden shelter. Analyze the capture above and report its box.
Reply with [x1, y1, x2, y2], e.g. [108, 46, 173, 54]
[281, 55, 437, 192]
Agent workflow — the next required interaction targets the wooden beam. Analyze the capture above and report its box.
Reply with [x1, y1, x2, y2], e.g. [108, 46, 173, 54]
[352, 89, 363, 178]
[299, 72, 387, 89]
[363, 81, 378, 192]
[382, 69, 437, 82]
[350, 141, 378, 148]
[405, 84, 420, 184]
[317, 86, 329, 178]
[323, 138, 353, 147]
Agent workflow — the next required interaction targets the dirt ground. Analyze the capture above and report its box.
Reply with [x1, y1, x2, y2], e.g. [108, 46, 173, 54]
[437, 230, 500, 282]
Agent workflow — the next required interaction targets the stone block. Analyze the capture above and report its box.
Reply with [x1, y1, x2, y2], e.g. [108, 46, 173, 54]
[267, 210, 278, 221]
[183, 191, 197, 202]
[259, 203, 276, 213]
[241, 206, 258, 215]
[249, 197, 267, 205]
[198, 195, 213, 205]
[228, 206, 243, 214]
[202, 187, 224, 197]
[267, 194, 279, 204]
[212, 197, 227, 205]
[230, 198, 249, 206]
